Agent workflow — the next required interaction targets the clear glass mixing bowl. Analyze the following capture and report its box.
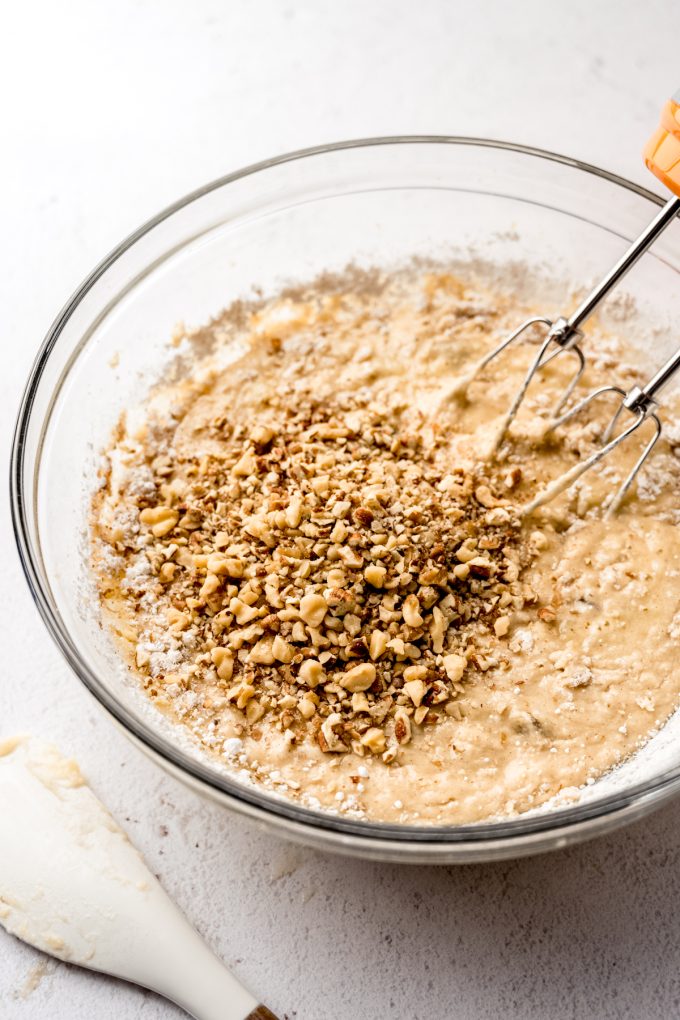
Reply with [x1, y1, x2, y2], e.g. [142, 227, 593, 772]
[12, 138, 680, 863]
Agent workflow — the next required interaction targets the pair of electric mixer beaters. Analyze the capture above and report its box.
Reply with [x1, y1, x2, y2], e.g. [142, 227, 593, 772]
[473, 91, 680, 515]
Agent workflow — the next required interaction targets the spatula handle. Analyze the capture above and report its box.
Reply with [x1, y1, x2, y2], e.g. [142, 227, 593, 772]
[139, 912, 279, 1020]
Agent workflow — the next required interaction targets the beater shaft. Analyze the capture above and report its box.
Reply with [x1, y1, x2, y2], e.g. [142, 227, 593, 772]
[551, 195, 680, 350]
[483, 89, 680, 451]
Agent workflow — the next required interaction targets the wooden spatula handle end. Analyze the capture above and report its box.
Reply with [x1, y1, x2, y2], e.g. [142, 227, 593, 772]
[246, 1006, 280, 1020]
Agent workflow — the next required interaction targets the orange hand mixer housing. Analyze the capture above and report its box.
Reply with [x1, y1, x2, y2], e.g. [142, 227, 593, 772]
[469, 92, 680, 514]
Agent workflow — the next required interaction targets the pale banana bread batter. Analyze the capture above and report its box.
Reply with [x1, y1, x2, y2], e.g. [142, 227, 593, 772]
[91, 269, 680, 824]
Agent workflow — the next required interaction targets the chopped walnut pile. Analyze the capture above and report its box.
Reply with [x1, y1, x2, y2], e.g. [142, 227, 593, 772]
[105, 392, 540, 763]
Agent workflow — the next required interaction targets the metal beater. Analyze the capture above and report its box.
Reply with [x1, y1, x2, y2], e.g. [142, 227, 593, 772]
[472, 91, 680, 513]
[524, 345, 680, 515]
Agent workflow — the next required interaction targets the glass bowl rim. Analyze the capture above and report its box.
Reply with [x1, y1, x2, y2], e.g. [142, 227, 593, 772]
[11, 134, 680, 848]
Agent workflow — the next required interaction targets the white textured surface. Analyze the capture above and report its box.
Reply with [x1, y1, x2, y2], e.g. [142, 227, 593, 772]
[2, 2, 680, 1017]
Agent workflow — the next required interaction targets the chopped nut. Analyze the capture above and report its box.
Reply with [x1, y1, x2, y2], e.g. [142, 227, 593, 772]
[402, 594, 424, 628]
[361, 727, 387, 754]
[232, 449, 258, 476]
[403, 677, 427, 707]
[468, 556, 495, 578]
[403, 664, 428, 682]
[299, 593, 328, 627]
[364, 564, 387, 588]
[139, 506, 179, 538]
[419, 565, 447, 585]
[339, 546, 364, 569]
[474, 484, 506, 508]
[249, 638, 275, 664]
[228, 682, 256, 710]
[388, 636, 406, 656]
[341, 663, 377, 692]
[250, 424, 276, 446]
[369, 629, 389, 660]
[494, 616, 510, 637]
[351, 691, 370, 713]
[331, 521, 348, 543]
[159, 562, 177, 583]
[200, 572, 221, 598]
[430, 606, 447, 653]
[394, 707, 412, 745]
[229, 597, 260, 625]
[503, 561, 520, 583]
[442, 653, 467, 683]
[211, 647, 235, 681]
[311, 475, 330, 497]
[166, 607, 190, 631]
[208, 553, 244, 577]
[455, 543, 477, 564]
[298, 694, 318, 718]
[298, 659, 325, 688]
[320, 713, 347, 752]
[286, 496, 303, 528]
[291, 620, 307, 642]
[353, 506, 374, 527]
[474, 485, 495, 507]
[136, 647, 151, 669]
[272, 634, 295, 663]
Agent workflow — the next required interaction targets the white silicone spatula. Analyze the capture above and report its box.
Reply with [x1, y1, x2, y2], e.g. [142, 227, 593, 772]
[0, 736, 279, 1020]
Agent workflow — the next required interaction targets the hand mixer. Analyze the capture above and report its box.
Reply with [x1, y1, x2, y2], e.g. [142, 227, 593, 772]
[467, 91, 680, 514]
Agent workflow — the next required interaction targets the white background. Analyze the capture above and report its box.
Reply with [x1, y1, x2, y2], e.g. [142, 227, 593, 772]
[2, 2, 680, 1017]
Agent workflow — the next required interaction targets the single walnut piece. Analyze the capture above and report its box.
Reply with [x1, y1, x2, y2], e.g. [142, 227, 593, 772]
[139, 506, 179, 538]
[442, 653, 467, 683]
[272, 634, 295, 663]
[394, 707, 412, 745]
[353, 506, 375, 528]
[361, 727, 387, 754]
[364, 564, 387, 588]
[369, 630, 389, 660]
[211, 647, 234, 681]
[298, 693, 318, 718]
[299, 593, 328, 627]
[319, 713, 347, 752]
[494, 616, 510, 638]
[402, 594, 424, 628]
[340, 663, 377, 692]
[403, 678, 426, 707]
[298, 659, 325, 687]
[208, 553, 244, 578]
